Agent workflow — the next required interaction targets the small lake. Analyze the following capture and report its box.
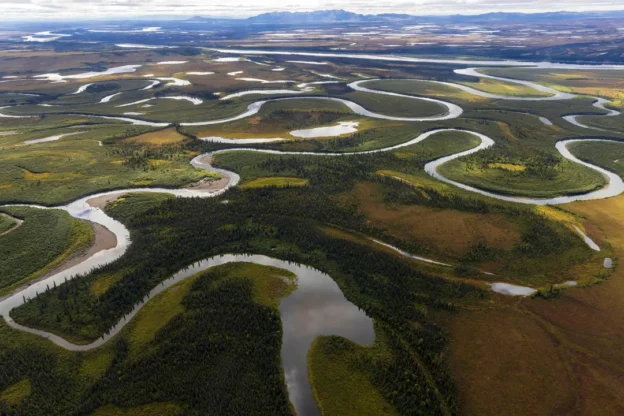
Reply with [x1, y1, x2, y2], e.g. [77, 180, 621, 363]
[290, 121, 359, 138]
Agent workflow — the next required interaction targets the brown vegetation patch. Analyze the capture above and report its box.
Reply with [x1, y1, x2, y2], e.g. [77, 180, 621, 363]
[448, 194, 624, 415]
[353, 182, 520, 256]
[448, 308, 577, 416]
[22, 169, 50, 180]
[124, 128, 186, 146]
[496, 121, 518, 141]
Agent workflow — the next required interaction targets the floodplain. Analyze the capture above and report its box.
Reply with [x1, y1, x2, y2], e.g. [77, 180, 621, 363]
[1, 14, 624, 416]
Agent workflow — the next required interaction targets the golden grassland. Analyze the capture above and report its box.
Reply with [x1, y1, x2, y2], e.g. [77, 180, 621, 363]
[364, 79, 487, 103]
[0, 139, 216, 205]
[483, 68, 624, 108]
[187, 116, 383, 141]
[536, 205, 582, 226]
[446, 307, 578, 416]
[22, 168, 51, 180]
[89, 271, 126, 297]
[495, 121, 519, 141]
[461, 78, 552, 98]
[241, 177, 309, 189]
[319, 226, 493, 297]
[124, 128, 187, 146]
[377, 170, 457, 194]
[351, 182, 520, 257]
[487, 162, 526, 172]
[445, 194, 624, 415]
[352, 176, 604, 286]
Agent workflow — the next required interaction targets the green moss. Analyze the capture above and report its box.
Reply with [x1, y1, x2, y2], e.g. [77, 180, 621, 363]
[308, 335, 398, 416]
[0, 378, 31, 406]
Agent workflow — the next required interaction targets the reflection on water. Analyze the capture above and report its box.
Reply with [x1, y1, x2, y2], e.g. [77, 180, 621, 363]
[290, 121, 359, 138]
[604, 258, 613, 268]
[0, 253, 373, 416]
[488, 282, 537, 296]
[279, 259, 374, 415]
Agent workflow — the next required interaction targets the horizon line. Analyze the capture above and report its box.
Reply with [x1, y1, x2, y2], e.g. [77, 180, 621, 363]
[2, 7, 624, 22]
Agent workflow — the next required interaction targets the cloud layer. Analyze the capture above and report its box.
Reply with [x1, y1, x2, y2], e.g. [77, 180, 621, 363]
[3, 0, 624, 19]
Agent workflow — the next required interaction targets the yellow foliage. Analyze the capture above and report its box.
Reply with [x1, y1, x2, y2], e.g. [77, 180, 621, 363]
[125, 128, 186, 146]
[0, 379, 31, 406]
[22, 169, 50, 180]
[488, 163, 526, 172]
[241, 177, 308, 188]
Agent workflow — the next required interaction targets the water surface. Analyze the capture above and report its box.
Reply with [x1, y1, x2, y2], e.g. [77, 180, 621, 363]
[291, 121, 359, 138]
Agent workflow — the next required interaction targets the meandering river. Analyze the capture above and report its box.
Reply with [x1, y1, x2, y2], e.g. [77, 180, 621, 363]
[1, 50, 623, 414]
[1, 254, 373, 416]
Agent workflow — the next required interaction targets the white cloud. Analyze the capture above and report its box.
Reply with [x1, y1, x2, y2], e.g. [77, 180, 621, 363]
[2, 0, 624, 19]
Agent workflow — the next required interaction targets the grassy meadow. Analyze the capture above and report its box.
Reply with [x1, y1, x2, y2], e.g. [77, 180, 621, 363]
[0, 213, 17, 234]
[437, 156, 606, 198]
[568, 140, 624, 176]
[0, 129, 217, 205]
[482, 67, 624, 107]
[459, 77, 553, 98]
[0, 206, 93, 295]
[241, 177, 309, 188]
[308, 335, 399, 416]
[1, 45, 623, 416]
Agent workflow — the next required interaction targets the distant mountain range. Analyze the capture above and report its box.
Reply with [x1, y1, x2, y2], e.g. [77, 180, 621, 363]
[247, 10, 364, 24]
[187, 9, 624, 25]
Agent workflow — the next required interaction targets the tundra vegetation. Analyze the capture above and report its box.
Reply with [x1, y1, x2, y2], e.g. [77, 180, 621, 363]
[1, 30, 623, 416]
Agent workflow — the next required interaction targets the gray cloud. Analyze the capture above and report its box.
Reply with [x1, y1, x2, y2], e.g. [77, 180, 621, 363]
[2, 0, 624, 19]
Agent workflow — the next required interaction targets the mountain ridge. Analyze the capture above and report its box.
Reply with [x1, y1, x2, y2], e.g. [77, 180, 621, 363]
[186, 8, 624, 25]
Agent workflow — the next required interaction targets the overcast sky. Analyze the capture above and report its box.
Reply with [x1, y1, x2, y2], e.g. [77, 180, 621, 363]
[4, 0, 624, 20]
